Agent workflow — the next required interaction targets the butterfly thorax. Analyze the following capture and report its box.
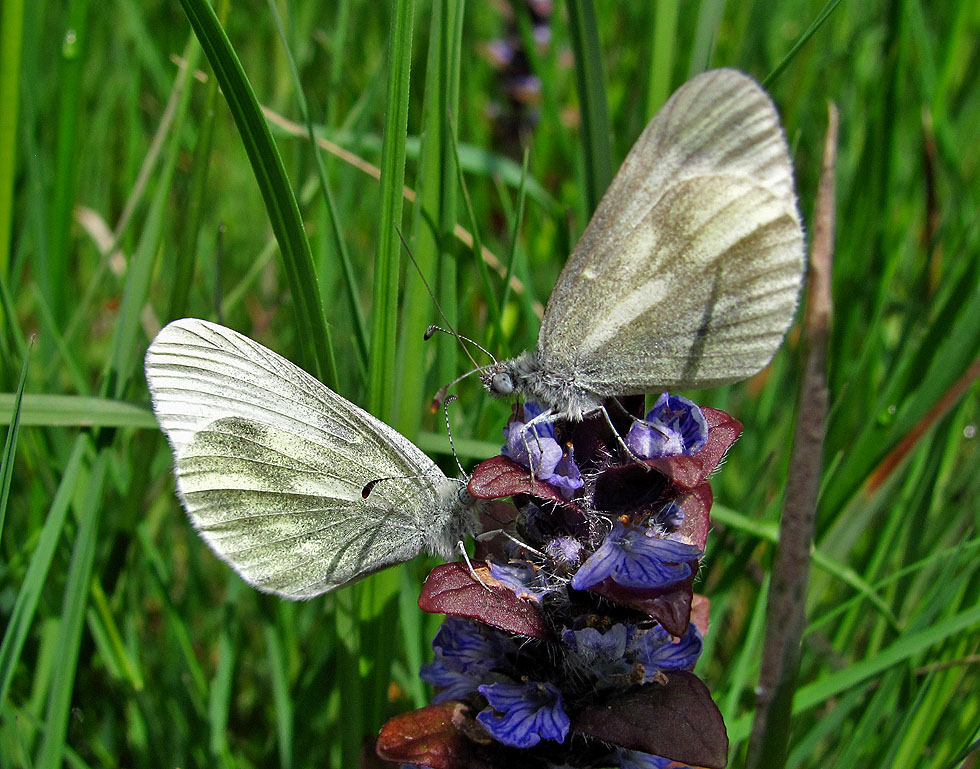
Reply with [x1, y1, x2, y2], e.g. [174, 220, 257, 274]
[485, 350, 605, 422]
[422, 481, 484, 560]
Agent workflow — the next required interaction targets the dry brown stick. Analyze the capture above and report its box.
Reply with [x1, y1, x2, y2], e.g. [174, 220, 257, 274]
[746, 102, 839, 769]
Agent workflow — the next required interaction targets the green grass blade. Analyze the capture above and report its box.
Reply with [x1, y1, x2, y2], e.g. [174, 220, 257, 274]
[0, 0, 24, 279]
[0, 336, 29, 547]
[0, 394, 156, 429]
[397, 0, 462, 435]
[36, 449, 107, 769]
[687, 0, 724, 77]
[763, 0, 846, 87]
[264, 622, 293, 769]
[367, 0, 415, 422]
[646, 0, 679, 115]
[102, 31, 201, 400]
[446, 114, 503, 347]
[168, 15, 221, 320]
[566, 0, 612, 215]
[266, 0, 349, 390]
[0, 435, 87, 710]
[729, 600, 980, 745]
[176, 0, 332, 383]
[43, 0, 90, 324]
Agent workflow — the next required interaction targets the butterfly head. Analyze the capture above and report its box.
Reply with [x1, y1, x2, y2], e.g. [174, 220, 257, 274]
[483, 369, 515, 396]
[480, 351, 537, 399]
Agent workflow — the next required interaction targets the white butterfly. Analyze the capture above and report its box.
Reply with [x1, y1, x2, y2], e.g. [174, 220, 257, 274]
[145, 318, 479, 599]
[482, 69, 805, 423]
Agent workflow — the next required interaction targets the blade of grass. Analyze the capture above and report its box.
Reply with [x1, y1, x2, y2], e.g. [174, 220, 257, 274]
[102, 30, 202, 400]
[0, 394, 156, 429]
[0, 335, 30, 547]
[176, 0, 333, 384]
[168, 7, 223, 320]
[762, 0, 847, 87]
[566, 0, 612, 215]
[367, 0, 415, 422]
[36, 449, 107, 769]
[447, 113, 504, 348]
[267, 0, 356, 390]
[44, 0, 90, 325]
[730, 600, 980, 746]
[397, 0, 462, 435]
[0, 0, 24, 279]
[646, 0, 679, 116]
[264, 622, 293, 769]
[0, 435, 87, 710]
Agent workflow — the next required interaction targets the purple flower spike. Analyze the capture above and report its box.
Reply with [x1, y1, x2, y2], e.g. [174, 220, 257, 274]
[570, 524, 702, 591]
[627, 393, 709, 458]
[633, 624, 704, 678]
[477, 681, 570, 748]
[615, 748, 675, 769]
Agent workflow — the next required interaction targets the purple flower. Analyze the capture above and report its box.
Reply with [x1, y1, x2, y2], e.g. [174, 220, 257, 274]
[502, 402, 583, 492]
[488, 559, 554, 601]
[419, 657, 482, 703]
[631, 624, 704, 679]
[658, 501, 686, 529]
[477, 681, 570, 748]
[431, 617, 503, 674]
[562, 624, 634, 679]
[627, 393, 708, 458]
[420, 618, 511, 702]
[550, 445, 584, 497]
[502, 402, 563, 480]
[544, 536, 585, 570]
[615, 748, 676, 769]
[570, 523, 702, 591]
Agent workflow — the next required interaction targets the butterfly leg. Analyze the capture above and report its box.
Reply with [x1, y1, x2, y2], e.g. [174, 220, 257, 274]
[476, 528, 547, 559]
[597, 404, 649, 468]
[519, 407, 559, 487]
[456, 540, 492, 592]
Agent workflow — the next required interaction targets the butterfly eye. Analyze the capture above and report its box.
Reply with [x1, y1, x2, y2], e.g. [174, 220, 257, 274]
[491, 372, 515, 395]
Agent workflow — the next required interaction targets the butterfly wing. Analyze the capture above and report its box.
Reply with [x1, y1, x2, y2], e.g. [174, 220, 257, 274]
[537, 68, 805, 393]
[145, 318, 450, 598]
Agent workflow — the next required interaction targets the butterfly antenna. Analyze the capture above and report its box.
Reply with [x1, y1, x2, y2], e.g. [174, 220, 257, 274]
[442, 394, 466, 477]
[430, 364, 494, 412]
[395, 227, 483, 371]
[424, 324, 498, 365]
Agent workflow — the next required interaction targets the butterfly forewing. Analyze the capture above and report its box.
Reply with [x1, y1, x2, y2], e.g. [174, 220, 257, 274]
[145, 318, 450, 598]
[538, 68, 804, 393]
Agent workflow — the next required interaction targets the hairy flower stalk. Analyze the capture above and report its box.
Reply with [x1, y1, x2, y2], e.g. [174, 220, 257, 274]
[377, 395, 741, 769]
